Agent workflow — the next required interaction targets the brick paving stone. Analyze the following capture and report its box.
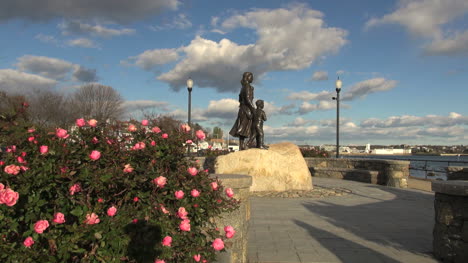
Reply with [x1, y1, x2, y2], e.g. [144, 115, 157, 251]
[248, 177, 440, 263]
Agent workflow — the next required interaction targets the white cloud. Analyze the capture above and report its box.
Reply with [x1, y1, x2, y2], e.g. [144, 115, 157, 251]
[150, 4, 347, 92]
[203, 98, 239, 119]
[341, 78, 397, 101]
[15, 55, 99, 83]
[298, 100, 335, 114]
[67, 38, 98, 48]
[424, 30, 468, 55]
[16, 55, 75, 80]
[262, 113, 468, 145]
[288, 90, 333, 101]
[0, 69, 57, 94]
[35, 34, 60, 45]
[123, 100, 170, 112]
[123, 48, 180, 70]
[365, 0, 468, 56]
[59, 21, 135, 37]
[311, 71, 328, 81]
[361, 112, 468, 128]
[0, 0, 180, 23]
[72, 66, 98, 82]
[149, 13, 192, 31]
[288, 117, 316, 127]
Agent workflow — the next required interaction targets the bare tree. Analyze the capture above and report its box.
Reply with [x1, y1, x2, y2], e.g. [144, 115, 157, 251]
[70, 84, 124, 123]
[27, 89, 73, 128]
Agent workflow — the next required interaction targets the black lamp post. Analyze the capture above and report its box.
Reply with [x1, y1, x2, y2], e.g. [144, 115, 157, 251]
[187, 78, 193, 155]
[332, 77, 342, 158]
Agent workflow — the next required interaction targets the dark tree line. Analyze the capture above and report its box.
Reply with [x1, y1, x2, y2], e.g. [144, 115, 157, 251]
[1, 83, 123, 129]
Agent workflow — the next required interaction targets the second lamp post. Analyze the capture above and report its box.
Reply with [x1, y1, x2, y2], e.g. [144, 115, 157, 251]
[332, 77, 342, 158]
[187, 78, 193, 155]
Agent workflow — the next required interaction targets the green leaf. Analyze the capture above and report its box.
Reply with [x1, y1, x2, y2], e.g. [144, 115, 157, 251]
[70, 207, 83, 217]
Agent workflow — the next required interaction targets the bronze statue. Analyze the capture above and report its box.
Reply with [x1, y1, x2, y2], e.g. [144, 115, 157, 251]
[229, 72, 255, 150]
[252, 100, 268, 149]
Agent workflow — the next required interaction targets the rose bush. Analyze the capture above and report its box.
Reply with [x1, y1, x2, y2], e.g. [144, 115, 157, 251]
[0, 119, 239, 262]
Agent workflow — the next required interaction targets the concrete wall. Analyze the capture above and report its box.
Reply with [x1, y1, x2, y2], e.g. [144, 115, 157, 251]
[432, 181, 468, 263]
[304, 158, 410, 188]
[447, 166, 468, 180]
[212, 174, 252, 263]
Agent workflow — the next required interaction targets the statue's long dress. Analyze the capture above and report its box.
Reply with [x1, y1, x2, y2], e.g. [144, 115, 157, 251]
[229, 83, 254, 138]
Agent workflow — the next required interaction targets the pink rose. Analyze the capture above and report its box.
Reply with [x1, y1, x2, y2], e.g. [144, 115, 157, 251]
[141, 119, 149, 126]
[154, 260, 165, 263]
[177, 207, 188, 219]
[133, 197, 139, 202]
[69, 183, 81, 195]
[187, 167, 198, 176]
[76, 118, 86, 127]
[179, 219, 191, 231]
[17, 156, 25, 163]
[210, 182, 218, 191]
[107, 206, 117, 217]
[162, 236, 172, 247]
[224, 225, 236, 239]
[161, 133, 168, 139]
[88, 119, 98, 127]
[91, 137, 99, 144]
[4, 164, 20, 175]
[128, 124, 137, 132]
[186, 139, 193, 144]
[53, 212, 66, 224]
[123, 164, 134, 173]
[0, 161, 4, 166]
[180, 124, 191, 133]
[23, 237, 34, 247]
[34, 220, 49, 234]
[55, 128, 69, 139]
[196, 130, 206, 140]
[191, 189, 200, 197]
[153, 176, 167, 188]
[39, 145, 48, 154]
[84, 213, 100, 224]
[89, 150, 101, 161]
[132, 142, 145, 150]
[174, 190, 184, 200]
[212, 238, 224, 251]
[20, 166, 29, 172]
[159, 204, 169, 214]
[225, 188, 234, 198]
[0, 187, 19, 206]
[27, 128, 35, 133]
[193, 254, 201, 262]
[6, 145, 16, 152]
[151, 140, 156, 146]
[152, 126, 161, 133]
[28, 136, 35, 142]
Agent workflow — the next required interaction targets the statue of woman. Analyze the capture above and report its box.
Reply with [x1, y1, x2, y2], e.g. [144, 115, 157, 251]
[229, 72, 255, 150]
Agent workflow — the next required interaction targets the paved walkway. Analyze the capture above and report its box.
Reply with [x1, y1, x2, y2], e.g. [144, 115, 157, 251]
[248, 177, 439, 263]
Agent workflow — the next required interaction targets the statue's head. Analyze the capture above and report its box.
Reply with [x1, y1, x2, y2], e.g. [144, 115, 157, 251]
[241, 72, 253, 84]
[255, 99, 264, 109]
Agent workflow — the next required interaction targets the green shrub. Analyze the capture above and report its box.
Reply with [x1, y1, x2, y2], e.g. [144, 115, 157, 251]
[0, 119, 239, 262]
[300, 147, 330, 158]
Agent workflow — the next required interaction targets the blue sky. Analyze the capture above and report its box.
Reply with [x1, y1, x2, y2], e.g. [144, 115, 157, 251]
[1, 0, 467, 146]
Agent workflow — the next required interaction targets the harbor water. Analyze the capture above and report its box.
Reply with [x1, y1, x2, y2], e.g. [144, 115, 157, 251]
[345, 154, 468, 180]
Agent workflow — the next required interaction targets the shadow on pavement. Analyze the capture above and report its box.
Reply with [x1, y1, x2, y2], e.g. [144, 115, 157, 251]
[300, 183, 436, 259]
[294, 219, 402, 263]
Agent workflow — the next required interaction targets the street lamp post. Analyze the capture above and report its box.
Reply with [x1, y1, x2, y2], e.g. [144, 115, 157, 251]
[332, 77, 342, 158]
[187, 78, 193, 155]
